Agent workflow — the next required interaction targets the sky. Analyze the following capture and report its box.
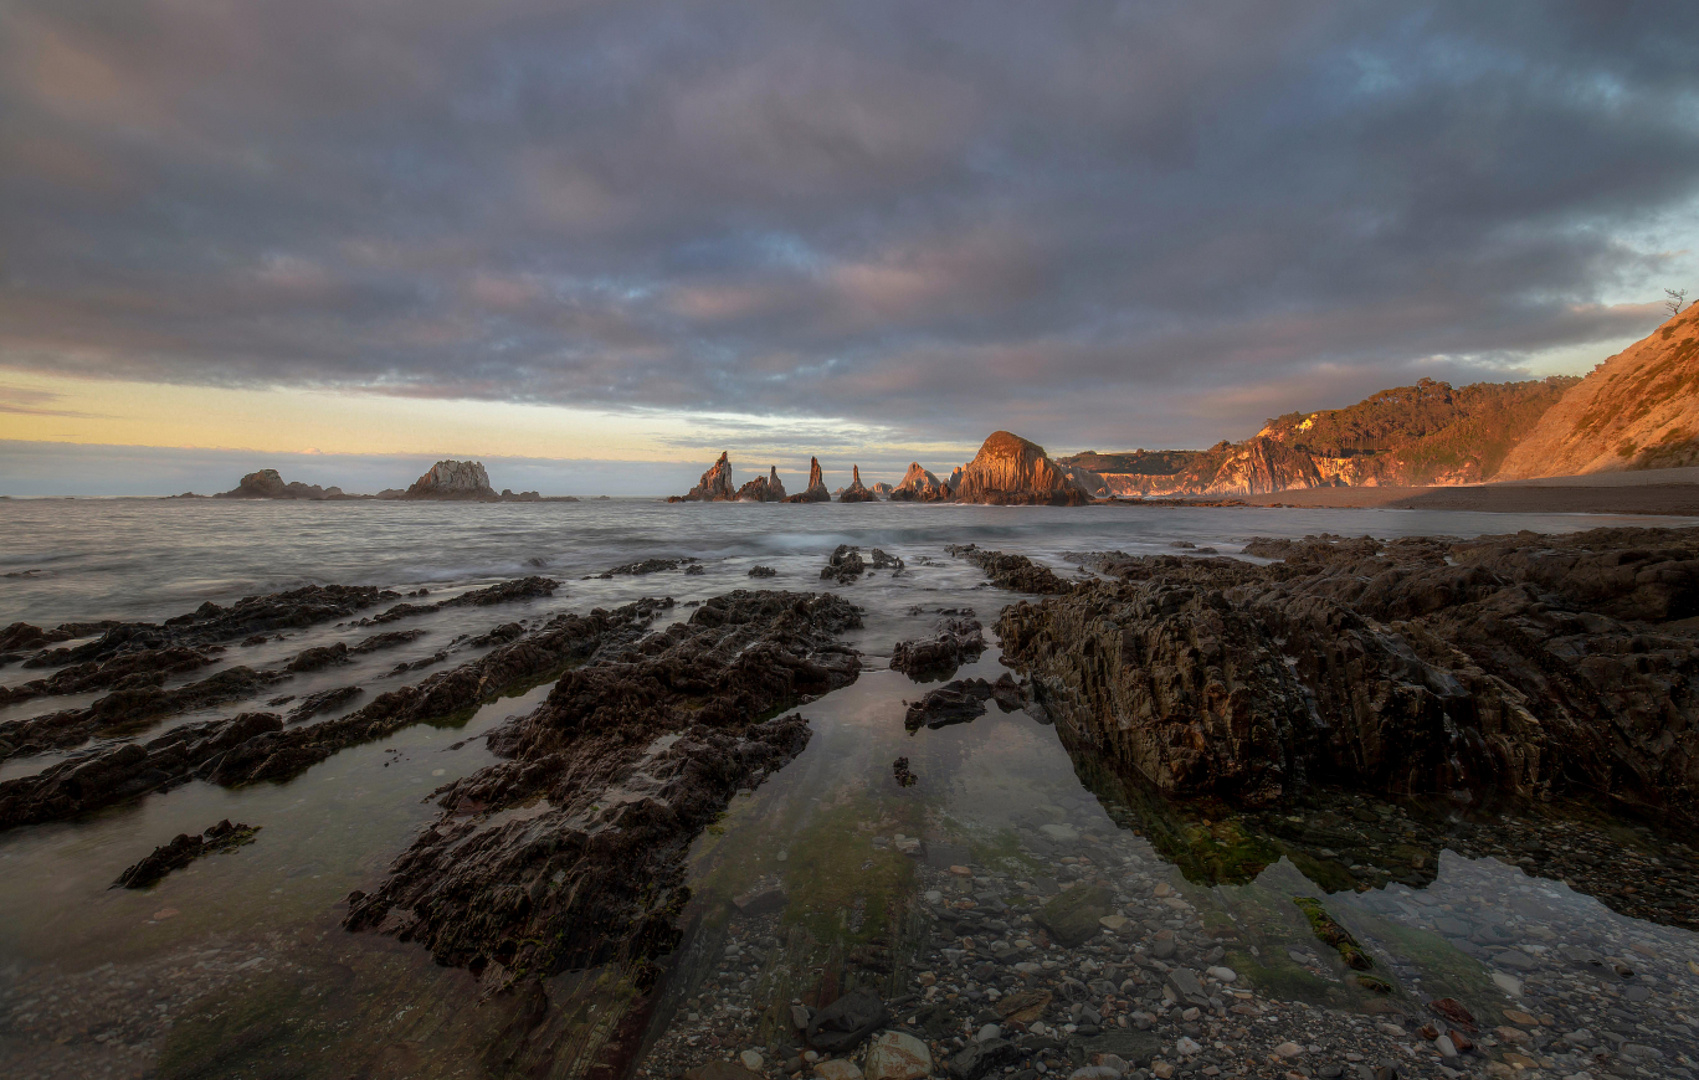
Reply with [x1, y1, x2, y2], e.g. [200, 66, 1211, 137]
[3, 0, 1698, 495]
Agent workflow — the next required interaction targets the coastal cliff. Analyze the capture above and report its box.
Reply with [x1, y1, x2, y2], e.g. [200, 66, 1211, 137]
[1498, 301, 1699, 477]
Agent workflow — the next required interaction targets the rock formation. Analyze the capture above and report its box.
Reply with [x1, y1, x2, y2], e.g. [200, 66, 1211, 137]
[950, 431, 1093, 506]
[736, 466, 788, 502]
[1498, 302, 1699, 477]
[671, 452, 737, 502]
[888, 463, 949, 502]
[945, 466, 964, 493]
[214, 469, 353, 500]
[871, 482, 894, 497]
[838, 465, 878, 502]
[1064, 376, 1580, 496]
[404, 460, 496, 500]
[344, 591, 863, 985]
[783, 457, 831, 503]
[997, 526, 1699, 826]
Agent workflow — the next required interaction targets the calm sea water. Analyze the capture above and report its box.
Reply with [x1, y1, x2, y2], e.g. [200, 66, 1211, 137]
[0, 500, 1694, 1079]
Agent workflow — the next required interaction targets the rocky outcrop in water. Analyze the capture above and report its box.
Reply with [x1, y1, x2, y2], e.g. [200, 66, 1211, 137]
[820, 545, 902, 584]
[0, 597, 672, 829]
[736, 467, 788, 502]
[888, 463, 949, 502]
[902, 674, 1026, 730]
[838, 466, 878, 503]
[405, 460, 496, 500]
[671, 453, 737, 502]
[784, 457, 831, 503]
[343, 590, 863, 987]
[951, 432, 1093, 506]
[997, 526, 1699, 825]
[113, 820, 260, 888]
[890, 617, 985, 680]
[213, 469, 358, 500]
[945, 544, 1074, 594]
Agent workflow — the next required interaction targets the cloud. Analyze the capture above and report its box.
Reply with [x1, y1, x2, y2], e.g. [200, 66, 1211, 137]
[2, 0, 1698, 451]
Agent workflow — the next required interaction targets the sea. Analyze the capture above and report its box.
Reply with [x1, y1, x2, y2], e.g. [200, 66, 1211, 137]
[0, 498, 1695, 1078]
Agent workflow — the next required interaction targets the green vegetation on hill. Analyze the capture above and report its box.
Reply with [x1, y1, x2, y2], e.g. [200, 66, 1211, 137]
[1063, 448, 1204, 475]
[1064, 376, 1580, 490]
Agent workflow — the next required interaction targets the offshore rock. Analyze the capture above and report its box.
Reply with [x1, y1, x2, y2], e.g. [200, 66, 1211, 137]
[213, 469, 352, 500]
[839, 465, 878, 503]
[952, 431, 1092, 506]
[737, 466, 788, 502]
[998, 526, 1699, 823]
[871, 482, 894, 498]
[888, 463, 949, 502]
[343, 591, 862, 985]
[672, 452, 737, 502]
[785, 457, 832, 503]
[405, 460, 496, 500]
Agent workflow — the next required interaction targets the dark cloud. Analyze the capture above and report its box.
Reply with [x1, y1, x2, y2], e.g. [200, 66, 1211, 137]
[3, 0, 1697, 449]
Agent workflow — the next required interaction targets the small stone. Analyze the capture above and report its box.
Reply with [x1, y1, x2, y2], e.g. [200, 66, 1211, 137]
[1175, 1037, 1202, 1057]
[1151, 1064, 1173, 1080]
[977, 1024, 1001, 1043]
[1491, 972, 1522, 997]
[950, 866, 974, 876]
[685, 1064, 765, 1080]
[1434, 1036, 1456, 1059]
[793, 1005, 814, 1030]
[1494, 1026, 1530, 1045]
[743, 1051, 766, 1071]
[815, 1061, 865, 1080]
[1153, 883, 1173, 898]
[863, 1031, 932, 1080]
[1100, 915, 1129, 931]
[1273, 1043, 1303, 1059]
[1501, 1009, 1538, 1026]
[1205, 966, 1236, 984]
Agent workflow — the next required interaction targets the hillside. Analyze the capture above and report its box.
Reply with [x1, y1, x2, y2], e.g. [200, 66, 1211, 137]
[1062, 376, 1577, 496]
[1497, 302, 1699, 478]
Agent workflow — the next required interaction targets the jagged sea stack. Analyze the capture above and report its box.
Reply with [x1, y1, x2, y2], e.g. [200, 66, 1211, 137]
[838, 465, 878, 503]
[888, 462, 949, 502]
[736, 466, 788, 502]
[952, 431, 1092, 505]
[784, 457, 831, 503]
[669, 452, 737, 502]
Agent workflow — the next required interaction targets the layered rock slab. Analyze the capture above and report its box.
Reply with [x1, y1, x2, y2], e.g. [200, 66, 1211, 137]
[343, 590, 863, 985]
[997, 527, 1699, 823]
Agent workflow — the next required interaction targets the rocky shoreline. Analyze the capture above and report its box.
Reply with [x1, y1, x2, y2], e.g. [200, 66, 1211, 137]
[3, 525, 1699, 1080]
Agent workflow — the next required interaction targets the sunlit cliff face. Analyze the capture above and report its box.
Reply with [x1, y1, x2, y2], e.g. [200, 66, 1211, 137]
[3, 0, 1698, 486]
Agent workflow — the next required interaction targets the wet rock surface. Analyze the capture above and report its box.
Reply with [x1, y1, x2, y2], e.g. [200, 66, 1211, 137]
[823, 547, 904, 585]
[904, 674, 1028, 731]
[998, 527, 1699, 827]
[112, 819, 261, 889]
[0, 599, 674, 829]
[946, 546, 1075, 595]
[343, 590, 864, 986]
[891, 618, 986, 680]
